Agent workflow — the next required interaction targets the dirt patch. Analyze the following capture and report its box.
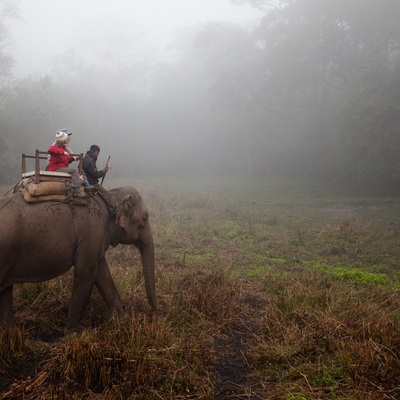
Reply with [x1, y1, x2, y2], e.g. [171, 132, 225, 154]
[214, 291, 266, 399]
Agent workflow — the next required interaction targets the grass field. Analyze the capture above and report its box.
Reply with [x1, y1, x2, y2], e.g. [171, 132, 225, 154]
[1, 176, 400, 399]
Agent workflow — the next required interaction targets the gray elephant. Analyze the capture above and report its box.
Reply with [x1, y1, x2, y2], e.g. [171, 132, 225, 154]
[0, 186, 156, 335]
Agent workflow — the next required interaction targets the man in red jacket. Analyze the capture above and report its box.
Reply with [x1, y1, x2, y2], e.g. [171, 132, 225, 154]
[48, 131, 93, 198]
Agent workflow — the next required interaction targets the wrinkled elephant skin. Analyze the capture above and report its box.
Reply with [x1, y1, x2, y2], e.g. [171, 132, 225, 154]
[0, 186, 156, 335]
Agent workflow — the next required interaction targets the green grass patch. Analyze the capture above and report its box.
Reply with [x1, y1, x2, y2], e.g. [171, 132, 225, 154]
[328, 266, 390, 286]
[315, 263, 393, 287]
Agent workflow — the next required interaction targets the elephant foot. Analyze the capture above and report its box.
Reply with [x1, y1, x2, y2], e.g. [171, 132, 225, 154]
[63, 324, 85, 336]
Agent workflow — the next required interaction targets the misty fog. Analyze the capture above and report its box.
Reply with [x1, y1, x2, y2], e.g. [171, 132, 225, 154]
[1, 0, 400, 191]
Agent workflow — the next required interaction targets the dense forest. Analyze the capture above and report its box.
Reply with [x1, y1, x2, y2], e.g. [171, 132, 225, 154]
[1, 0, 400, 190]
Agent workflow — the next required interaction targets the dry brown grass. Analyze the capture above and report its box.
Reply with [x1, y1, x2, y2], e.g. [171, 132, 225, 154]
[249, 265, 400, 399]
[3, 315, 215, 399]
[0, 261, 244, 399]
[0, 327, 26, 359]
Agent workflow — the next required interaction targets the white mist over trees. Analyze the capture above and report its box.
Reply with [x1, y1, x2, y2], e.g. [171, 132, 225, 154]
[1, 0, 400, 190]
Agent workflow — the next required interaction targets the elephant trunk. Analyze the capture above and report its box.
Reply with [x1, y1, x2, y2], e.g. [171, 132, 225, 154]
[137, 228, 157, 313]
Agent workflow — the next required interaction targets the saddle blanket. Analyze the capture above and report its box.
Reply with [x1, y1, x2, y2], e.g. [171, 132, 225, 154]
[17, 179, 88, 206]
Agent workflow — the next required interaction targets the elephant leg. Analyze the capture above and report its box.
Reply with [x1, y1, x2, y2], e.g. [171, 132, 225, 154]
[0, 285, 14, 327]
[95, 257, 126, 318]
[64, 270, 96, 335]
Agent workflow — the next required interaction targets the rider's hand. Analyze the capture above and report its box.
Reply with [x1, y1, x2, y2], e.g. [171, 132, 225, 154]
[103, 166, 110, 173]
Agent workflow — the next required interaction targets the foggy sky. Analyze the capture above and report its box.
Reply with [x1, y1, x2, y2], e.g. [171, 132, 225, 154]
[2, 0, 398, 185]
[11, 0, 262, 77]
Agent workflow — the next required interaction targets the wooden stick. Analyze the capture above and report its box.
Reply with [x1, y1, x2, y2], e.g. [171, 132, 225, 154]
[100, 155, 111, 185]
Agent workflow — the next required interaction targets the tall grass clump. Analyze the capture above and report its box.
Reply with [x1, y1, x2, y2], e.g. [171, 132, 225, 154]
[0, 327, 26, 360]
[3, 314, 215, 399]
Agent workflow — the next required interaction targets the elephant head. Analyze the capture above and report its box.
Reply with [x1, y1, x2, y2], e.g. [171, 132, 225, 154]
[111, 187, 157, 312]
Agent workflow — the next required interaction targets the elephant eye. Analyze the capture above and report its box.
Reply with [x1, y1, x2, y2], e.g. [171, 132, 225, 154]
[141, 214, 148, 226]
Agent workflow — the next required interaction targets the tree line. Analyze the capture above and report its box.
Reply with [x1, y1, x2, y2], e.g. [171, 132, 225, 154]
[1, 0, 400, 190]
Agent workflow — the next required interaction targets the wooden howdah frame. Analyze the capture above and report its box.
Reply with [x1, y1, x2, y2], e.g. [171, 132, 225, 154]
[21, 149, 84, 184]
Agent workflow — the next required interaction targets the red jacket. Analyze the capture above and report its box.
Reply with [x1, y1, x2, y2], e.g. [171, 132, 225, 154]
[48, 142, 75, 171]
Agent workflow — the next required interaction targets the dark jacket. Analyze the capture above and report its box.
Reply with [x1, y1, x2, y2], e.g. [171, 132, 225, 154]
[83, 151, 105, 185]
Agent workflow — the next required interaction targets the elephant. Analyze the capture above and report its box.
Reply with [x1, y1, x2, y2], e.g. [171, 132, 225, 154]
[0, 186, 156, 335]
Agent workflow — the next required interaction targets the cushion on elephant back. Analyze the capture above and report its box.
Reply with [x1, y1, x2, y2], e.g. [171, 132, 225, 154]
[18, 179, 88, 206]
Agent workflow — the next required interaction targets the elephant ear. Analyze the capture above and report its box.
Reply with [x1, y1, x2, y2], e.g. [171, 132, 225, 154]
[116, 194, 133, 230]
